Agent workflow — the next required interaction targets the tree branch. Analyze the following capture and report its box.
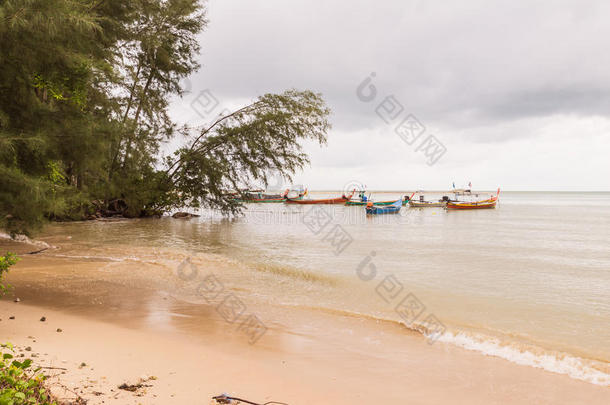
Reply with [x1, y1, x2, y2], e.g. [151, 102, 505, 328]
[164, 100, 262, 178]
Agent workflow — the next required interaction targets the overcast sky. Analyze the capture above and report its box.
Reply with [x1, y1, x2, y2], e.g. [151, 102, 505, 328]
[169, 0, 610, 191]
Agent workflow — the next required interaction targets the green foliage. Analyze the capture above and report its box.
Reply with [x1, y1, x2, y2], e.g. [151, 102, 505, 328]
[168, 89, 331, 213]
[0, 0, 331, 235]
[46, 162, 66, 186]
[0, 167, 51, 236]
[0, 0, 108, 235]
[0, 252, 19, 296]
[1, 343, 56, 405]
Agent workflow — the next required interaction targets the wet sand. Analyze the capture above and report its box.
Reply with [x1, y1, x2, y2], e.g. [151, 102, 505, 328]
[1, 240, 609, 404]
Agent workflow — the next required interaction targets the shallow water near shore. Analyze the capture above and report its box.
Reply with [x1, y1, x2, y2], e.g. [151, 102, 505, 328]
[6, 191, 610, 387]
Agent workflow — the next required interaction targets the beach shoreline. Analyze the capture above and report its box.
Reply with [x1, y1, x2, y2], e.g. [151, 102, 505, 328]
[3, 298, 610, 404]
[1, 238, 609, 404]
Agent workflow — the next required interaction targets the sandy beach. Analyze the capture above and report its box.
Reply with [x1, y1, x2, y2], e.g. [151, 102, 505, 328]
[1, 238, 609, 405]
[4, 1, 610, 403]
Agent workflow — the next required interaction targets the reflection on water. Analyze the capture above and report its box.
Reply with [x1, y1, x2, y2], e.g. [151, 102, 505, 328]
[16, 191, 610, 385]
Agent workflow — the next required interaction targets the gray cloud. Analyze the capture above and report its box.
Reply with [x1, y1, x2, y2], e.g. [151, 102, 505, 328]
[185, 1, 610, 128]
[169, 0, 610, 190]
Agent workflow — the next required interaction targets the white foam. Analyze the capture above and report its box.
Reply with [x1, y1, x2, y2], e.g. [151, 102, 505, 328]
[438, 331, 610, 386]
[0, 232, 52, 249]
[50, 253, 124, 262]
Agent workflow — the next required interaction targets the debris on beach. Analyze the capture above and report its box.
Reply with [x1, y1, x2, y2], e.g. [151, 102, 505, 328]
[27, 247, 49, 255]
[212, 393, 287, 405]
[117, 381, 152, 394]
[118, 375, 156, 394]
[14, 297, 20, 302]
[118, 383, 144, 392]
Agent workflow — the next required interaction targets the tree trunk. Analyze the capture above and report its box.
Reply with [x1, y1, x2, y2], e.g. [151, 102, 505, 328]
[108, 61, 142, 180]
[122, 65, 156, 169]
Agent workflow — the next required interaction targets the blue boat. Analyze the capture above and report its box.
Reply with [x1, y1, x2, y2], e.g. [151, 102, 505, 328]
[365, 198, 402, 215]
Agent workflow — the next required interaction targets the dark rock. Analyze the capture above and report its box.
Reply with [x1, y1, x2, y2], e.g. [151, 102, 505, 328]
[172, 212, 200, 219]
[107, 199, 128, 213]
[40, 316, 46, 322]
[9, 316, 15, 320]
[25, 346, 32, 351]
[57, 328, 63, 332]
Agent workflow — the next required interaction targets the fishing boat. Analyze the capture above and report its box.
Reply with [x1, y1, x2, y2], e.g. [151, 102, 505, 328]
[347, 199, 396, 206]
[365, 198, 402, 215]
[232, 190, 286, 203]
[408, 194, 450, 208]
[285, 191, 354, 204]
[446, 189, 500, 210]
[285, 185, 306, 200]
[345, 190, 370, 205]
[408, 200, 447, 208]
[348, 192, 414, 206]
[233, 185, 306, 203]
[238, 196, 285, 203]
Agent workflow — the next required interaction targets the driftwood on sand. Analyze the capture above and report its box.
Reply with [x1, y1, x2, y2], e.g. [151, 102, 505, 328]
[212, 393, 288, 405]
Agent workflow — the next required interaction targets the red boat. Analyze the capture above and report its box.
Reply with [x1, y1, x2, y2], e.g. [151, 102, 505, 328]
[285, 191, 354, 204]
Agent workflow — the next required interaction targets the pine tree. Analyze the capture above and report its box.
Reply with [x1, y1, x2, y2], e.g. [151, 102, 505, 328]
[0, 0, 332, 234]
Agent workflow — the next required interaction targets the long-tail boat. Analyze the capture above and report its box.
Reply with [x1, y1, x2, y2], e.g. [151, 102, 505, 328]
[446, 189, 500, 210]
[365, 198, 402, 215]
[238, 197, 285, 203]
[285, 191, 354, 204]
[232, 190, 286, 203]
[408, 200, 447, 208]
[233, 186, 306, 203]
[348, 192, 414, 206]
[346, 199, 398, 206]
[409, 193, 450, 208]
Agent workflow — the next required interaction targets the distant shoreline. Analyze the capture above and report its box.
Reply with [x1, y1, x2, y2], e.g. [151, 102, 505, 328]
[308, 189, 610, 193]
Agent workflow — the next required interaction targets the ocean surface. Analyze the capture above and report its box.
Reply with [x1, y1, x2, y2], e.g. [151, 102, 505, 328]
[29, 191, 610, 386]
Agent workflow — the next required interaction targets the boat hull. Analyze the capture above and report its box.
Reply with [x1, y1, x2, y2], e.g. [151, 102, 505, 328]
[365, 199, 403, 214]
[235, 195, 304, 203]
[409, 201, 447, 208]
[285, 197, 349, 204]
[446, 198, 497, 210]
[347, 200, 407, 206]
[236, 198, 285, 203]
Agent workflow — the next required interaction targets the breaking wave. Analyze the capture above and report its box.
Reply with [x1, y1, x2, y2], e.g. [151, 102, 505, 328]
[437, 331, 610, 386]
[0, 232, 53, 249]
[284, 304, 610, 387]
